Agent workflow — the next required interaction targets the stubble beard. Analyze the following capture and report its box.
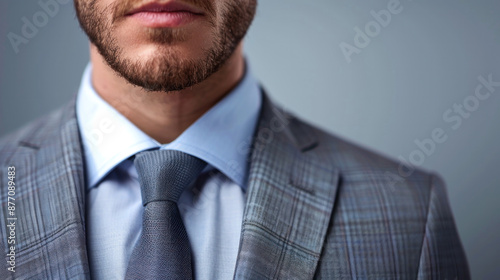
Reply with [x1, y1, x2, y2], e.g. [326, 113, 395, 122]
[74, 0, 257, 92]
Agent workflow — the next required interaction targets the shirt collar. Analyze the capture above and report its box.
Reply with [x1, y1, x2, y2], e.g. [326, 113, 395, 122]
[76, 62, 262, 191]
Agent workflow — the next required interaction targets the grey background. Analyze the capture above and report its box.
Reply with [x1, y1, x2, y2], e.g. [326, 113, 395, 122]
[1, 0, 499, 278]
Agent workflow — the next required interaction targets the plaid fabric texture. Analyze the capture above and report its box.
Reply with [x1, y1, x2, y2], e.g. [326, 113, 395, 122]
[0, 92, 469, 279]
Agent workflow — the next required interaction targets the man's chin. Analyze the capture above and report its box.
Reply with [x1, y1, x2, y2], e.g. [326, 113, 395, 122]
[108, 58, 206, 92]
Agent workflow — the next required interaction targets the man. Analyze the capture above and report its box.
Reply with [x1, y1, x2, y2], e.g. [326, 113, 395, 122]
[0, 0, 469, 279]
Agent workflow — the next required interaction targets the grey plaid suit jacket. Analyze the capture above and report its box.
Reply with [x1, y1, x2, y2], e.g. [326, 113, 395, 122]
[0, 91, 469, 279]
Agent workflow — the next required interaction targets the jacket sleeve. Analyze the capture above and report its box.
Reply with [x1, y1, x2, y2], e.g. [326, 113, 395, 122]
[416, 174, 470, 279]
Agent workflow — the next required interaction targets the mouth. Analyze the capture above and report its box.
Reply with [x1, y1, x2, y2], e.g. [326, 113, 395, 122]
[125, 1, 205, 28]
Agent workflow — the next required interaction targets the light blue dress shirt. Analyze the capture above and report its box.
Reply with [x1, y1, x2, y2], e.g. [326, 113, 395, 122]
[76, 63, 262, 280]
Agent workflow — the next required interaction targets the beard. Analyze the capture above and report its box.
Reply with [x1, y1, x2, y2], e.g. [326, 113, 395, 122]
[74, 0, 257, 92]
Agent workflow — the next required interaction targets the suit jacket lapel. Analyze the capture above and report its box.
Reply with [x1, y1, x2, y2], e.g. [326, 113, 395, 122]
[3, 90, 337, 279]
[6, 99, 90, 279]
[234, 92, 340, 279]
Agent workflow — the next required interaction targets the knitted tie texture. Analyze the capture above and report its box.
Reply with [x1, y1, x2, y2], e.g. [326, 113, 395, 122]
[125, 150, 207, 280]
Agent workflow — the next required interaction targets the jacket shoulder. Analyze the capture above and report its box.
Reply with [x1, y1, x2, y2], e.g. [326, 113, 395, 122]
[296, 118, 469, 279]
[293, 116, 435, 184]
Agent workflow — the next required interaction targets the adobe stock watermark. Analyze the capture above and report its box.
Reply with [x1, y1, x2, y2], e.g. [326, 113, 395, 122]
[83, 117, 116, 148]
[385, 74, 500, 187]
[339, 0, 406, 63]
[7, 0, 71, 54]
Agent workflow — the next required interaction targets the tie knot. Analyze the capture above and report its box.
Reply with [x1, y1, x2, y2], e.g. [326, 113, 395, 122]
[134, 150, 207, 205]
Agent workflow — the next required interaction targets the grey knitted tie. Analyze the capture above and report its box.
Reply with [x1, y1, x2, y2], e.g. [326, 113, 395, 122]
[125, 150, 207, 280]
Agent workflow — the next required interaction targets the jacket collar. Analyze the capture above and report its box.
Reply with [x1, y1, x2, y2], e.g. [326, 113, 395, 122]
[14, 89, 340, 279]
[233, 91, 340, 279]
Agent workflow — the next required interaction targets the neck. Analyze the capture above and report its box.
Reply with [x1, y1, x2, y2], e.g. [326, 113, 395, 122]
[89, 43, 246, 144]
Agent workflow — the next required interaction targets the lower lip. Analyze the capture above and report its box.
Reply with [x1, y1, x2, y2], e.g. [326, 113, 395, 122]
[129, 11, 201, 28]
